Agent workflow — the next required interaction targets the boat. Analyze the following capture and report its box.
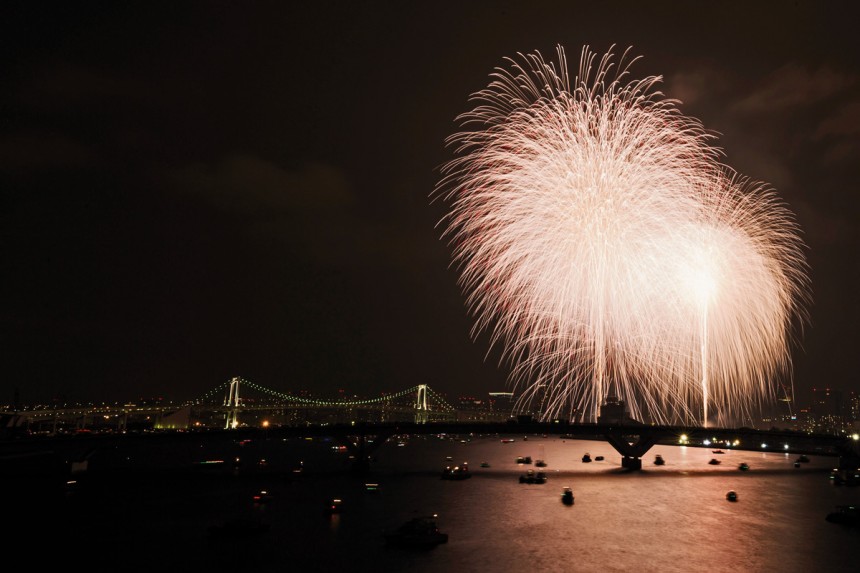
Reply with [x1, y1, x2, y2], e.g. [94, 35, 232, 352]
[208, 518, 270, 539]
[594, 456, 604, 461]
[445, 456, 453, 462]
[518, 470, 547, 484]
[797, 455, 810, 463]
[654, 455, 665, 466]
[794, 461, 801, 468]
[252, 489, 274, 503]
[515, 456, 532, 464]
[582, 453, 592, 463]
[712, 450, 725, 454]
[534, 446, 547, 467]
[440, 464, 471, 480]
[561, 487, 574, 505]
[365, 483, 381, 493]
[385, 516, 449, 549]
[825, 505, 860, 527]
[726, 490, 738, 502]
[500, 438, 515, 444]
[738, 463, 750, 471]
[708, 458, 721, 465]
[325, 498, 344, 514]
[480, 461, 490, 468]
[829, 469, 860, 486]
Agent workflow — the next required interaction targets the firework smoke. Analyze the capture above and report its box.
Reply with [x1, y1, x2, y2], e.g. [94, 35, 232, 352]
[436, 46, 808, 426]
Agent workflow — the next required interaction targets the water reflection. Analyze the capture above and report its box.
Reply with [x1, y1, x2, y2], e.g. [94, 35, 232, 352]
[17, 435, 860, 572]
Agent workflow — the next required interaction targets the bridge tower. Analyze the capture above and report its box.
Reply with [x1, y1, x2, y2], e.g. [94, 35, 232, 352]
[224, 377, 241, 429]
[415, 384, 429, 424]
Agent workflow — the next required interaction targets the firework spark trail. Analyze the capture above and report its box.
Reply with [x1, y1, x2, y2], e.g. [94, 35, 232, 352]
[436, 46, 808, 426]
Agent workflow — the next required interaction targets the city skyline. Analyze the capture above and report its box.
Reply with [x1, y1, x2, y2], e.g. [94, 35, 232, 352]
[3, 2, 859, 414]
[6, 376, 855, 435]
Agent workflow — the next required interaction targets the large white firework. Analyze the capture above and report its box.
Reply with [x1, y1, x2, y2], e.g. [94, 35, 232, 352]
[436, 46, 808, 426]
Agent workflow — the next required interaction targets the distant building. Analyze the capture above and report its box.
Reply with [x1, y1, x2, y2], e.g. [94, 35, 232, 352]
[795, 407, 815, 433]
[488, 392, 515, 419]
[456, 396, 497, 421]
[597, 396, 641, 425]
[457, 396, 484, 409]
[813, 387, 842, 416]
[812, 387, 846, 434]
[848, 391, 859, 422]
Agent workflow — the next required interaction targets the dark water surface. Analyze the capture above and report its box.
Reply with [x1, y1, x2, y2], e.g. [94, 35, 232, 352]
[14, 435, 859, 572]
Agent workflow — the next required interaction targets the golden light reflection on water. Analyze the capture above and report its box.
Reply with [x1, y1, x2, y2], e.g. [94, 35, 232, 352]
[29, 435, 854, 572]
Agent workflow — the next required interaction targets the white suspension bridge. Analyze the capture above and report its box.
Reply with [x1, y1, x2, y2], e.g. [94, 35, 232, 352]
[217, 377, 455, 428]
[5, 378, 459, 432]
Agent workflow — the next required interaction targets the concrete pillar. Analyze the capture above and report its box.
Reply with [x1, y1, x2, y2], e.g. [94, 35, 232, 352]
[621, 456, 642, 470]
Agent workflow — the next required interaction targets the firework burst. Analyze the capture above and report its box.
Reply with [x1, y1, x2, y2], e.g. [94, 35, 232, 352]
[436, 46, 808, 426]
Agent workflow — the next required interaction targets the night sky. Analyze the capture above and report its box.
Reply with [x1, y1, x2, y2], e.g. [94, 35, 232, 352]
[2, 1, 858, 408]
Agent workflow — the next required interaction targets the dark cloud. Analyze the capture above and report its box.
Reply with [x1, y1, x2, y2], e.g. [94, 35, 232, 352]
[813, 101, 860, 166]
[0, 130, 99, 171]
[167, 155, 354, 214]
[666, 68, 733, 109]
[162, 155, 424, 270]
[15, 65, 145, 111]
[733, 64, 853, 114]
[815, 101, 860, 139]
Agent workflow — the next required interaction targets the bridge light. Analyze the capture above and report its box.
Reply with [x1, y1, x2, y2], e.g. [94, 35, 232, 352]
[703, 439, 711, 446]
[761, 443, 767, 449]
[783, 444, 789, 450]
[262, 420, 270, 428]
[853, 434, 859, 441]
[679, 434, 688, 444]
